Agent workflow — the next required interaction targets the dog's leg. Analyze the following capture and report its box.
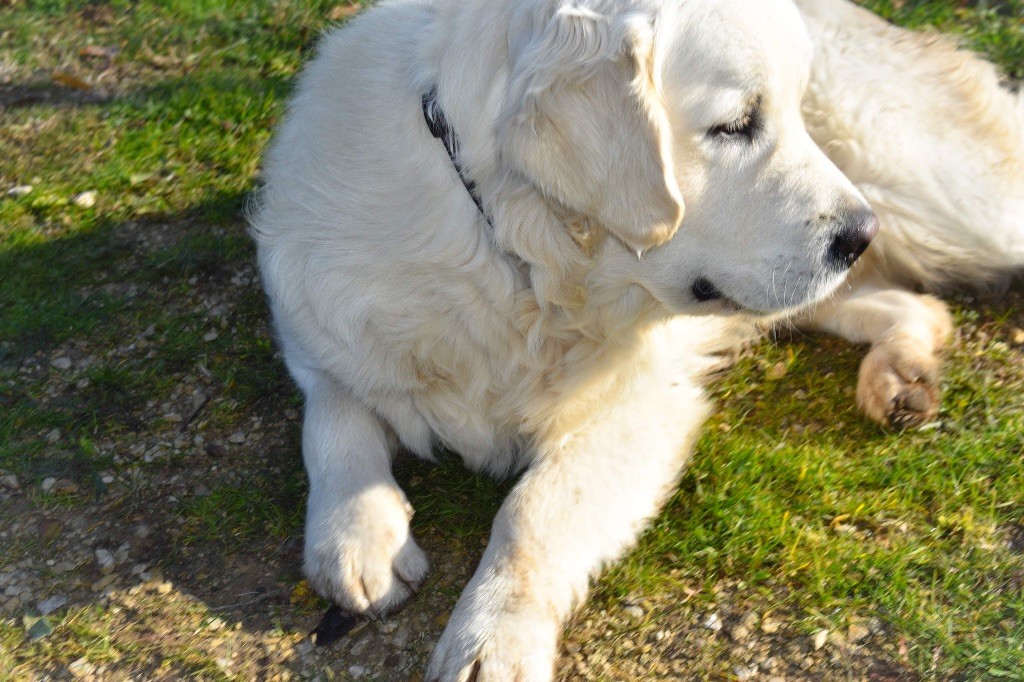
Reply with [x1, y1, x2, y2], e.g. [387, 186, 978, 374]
[299, 374, 429, 616]
[426, 359, 708, 681]
[798, 283, 953, 427]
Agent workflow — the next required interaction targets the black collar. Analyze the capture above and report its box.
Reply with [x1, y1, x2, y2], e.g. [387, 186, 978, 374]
[422, 86, 493, 227]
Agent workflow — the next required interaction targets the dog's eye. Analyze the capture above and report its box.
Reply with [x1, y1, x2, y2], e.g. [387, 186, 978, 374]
[708, 113, 757, 142]
[708, 97, 762, 143]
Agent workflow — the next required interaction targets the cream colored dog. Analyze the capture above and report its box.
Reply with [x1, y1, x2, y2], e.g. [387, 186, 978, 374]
[252, 0, 1024, 678]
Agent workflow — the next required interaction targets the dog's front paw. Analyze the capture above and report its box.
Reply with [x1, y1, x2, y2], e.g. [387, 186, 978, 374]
[857, 338, 941, 428]
[304, 485, 429, 617]
[426, 591, 559, 682]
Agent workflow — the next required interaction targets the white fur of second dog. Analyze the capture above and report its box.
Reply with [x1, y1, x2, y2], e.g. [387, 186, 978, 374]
[252, 0, 1024, 679]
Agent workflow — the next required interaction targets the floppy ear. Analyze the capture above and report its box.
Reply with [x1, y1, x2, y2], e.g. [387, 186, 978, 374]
[500, 5, 683, 252]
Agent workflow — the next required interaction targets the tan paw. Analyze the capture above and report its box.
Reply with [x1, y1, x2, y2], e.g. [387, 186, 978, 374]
[857, 339, 941, 428]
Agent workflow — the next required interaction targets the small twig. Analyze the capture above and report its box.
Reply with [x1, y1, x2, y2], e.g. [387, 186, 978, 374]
[209, 589, 284, 612]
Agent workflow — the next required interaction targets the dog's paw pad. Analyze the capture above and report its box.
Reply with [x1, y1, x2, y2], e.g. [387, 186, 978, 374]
[886, 380, 939, 429]
[857, 341, 941, 429]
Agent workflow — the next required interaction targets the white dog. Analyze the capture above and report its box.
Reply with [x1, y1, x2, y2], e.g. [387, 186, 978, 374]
[252, 0, 1024, 678]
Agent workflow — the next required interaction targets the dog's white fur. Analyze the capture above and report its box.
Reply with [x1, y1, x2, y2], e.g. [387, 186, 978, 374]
[252, 0, 1024, 678]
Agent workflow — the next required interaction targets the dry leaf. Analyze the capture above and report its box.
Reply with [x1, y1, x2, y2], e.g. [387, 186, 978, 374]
[51, 71, 91, 90]
[79, 45, 120, 60]
[328, 3, 361, 20]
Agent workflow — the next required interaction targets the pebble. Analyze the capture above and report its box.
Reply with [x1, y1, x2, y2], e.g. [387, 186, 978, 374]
[51, 357, 73, 370]
[26, 616, 53, 640]
[46, 429, 62, 444]
[91, 574, 117, 592]
[72, 190, 97, 208]
[7, 185, 33, 198]
[349, 665, 367, 679]
[730, 625, 750, 642]
[848, 622, 870, 643]
[0, 474, 18, 491]
[702, 612, 722, 632]
[734, 665, 757, 681]
[812, 629, 828, 650]
[41, 477, 56, 493]
[53, 479, 79, 494]
[37, 594, 68, 616]
[203, 330, 219, 342]
[624, 604, 644, 619]
[228, 432, 246, 444]
[68, 657, 96, 678]
[95, 548, 116, 574]
[760, 619, 781, 634]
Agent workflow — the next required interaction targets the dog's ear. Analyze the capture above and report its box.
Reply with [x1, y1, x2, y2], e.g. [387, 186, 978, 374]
[500, 5, 683, 252]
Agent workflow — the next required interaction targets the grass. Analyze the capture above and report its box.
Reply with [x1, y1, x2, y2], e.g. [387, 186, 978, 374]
[1, 0, 1022, 680]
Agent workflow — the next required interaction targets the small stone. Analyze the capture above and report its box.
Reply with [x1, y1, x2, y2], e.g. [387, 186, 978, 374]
[95, 548, 115, 574]
[730, 625, 750, 642]
[163, 412, 183, 423]
[228, 432, 245, 444]
[205, 442, 226, 457]
[702, 612, 722, 632]
[133, 523, 152, 540]
[68, 656, 96, 678]
[156, 581, 173, 595]
[41, 477, 57, 493]
[349, 665, 367, 679]
[72, 191, 97, 208]
[26, 615, 53, 640]
[761, 618, 781, 634]
[766, 362, 788, 380]
[91, 574, 117, 592]
[296, 639, 314, 656]
[7, 185, 33, 198]
[51, 356, 73, 370]
[624, 604, 644, 619]
[1012, 328, 1024, 346]
[203, 330, 219, 342]
[45, 429, 61, 444]
[734, 665, 757, 681]
[0, 475, 18, 491]
[378, 620, 399, 634]
[812, 629, 828, 650]
[847, 622, 870, 643]
[53, 478, 79, 494]
[37, 594, 68, 616]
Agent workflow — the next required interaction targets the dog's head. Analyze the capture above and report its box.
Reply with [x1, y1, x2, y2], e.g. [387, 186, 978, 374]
[498, 0, 876, 317]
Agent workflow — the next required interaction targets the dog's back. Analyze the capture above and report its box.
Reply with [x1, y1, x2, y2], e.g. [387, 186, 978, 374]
[797, 0, 1024, 290]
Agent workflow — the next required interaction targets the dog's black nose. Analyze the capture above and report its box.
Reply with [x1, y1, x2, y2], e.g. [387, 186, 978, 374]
[692, 277, 723, 302]
[827, 209, 878, 269]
